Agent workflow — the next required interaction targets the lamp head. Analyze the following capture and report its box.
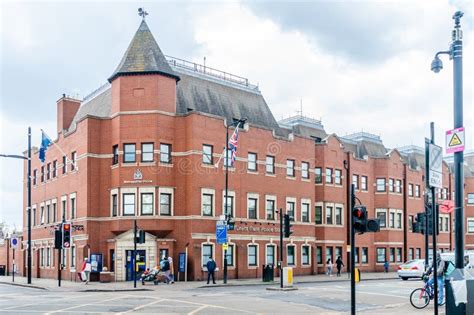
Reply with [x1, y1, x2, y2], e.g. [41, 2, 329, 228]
[431, 56, 443, 73]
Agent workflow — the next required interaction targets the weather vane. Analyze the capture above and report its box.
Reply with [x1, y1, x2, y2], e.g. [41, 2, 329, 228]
[138, 8, 148, 20]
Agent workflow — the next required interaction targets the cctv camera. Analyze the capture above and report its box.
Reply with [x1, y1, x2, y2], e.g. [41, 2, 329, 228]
[431, 56, 443, 73]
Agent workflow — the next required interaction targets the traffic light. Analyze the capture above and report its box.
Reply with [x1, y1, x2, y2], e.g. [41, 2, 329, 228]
[352, 206, 380, 234]
[227, 217, 235, 231]
[412, 212, 425, 233]
[54, 228, 62, 249]
[284, 214, 293, 238]
[137, 230, 146, 244]
[420, 204, 439, 235]
[62, 223, 71, 249]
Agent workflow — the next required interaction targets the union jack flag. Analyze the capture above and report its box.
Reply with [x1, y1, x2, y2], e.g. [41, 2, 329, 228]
[228, 123, 240, 166]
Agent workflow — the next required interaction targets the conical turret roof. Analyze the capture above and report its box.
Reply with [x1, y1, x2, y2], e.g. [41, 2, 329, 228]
[108, 20, 180, 82]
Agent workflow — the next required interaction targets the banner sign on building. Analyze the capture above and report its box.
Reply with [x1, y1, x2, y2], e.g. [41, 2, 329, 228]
[216, 221, 228, 245]
[446, 127, 465, 154]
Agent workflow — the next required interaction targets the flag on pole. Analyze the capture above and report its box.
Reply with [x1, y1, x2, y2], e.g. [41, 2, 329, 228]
[228, 123, 240, 167]
[39, 131, 52, 163]
[214, 121, 242, 168]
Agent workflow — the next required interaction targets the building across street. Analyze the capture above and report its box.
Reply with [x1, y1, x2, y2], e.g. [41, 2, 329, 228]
[1, 16, 474, 283]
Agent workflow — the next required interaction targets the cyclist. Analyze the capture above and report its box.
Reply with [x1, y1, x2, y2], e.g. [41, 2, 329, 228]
[424, 252, 446, 304]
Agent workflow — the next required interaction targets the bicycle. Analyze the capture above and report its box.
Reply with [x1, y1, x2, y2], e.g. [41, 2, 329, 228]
[410, 276, 446, 309]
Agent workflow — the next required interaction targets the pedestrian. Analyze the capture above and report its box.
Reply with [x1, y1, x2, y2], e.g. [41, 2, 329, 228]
[425, 252, 446, 304]
[82, 258, 92, 284]
[384, 261, 389, 273]
[206, 256, 217, 284]
[167, 255, 175, 283]
[161, 256, 171, 284]
[335, 256, 344, 277]
[326, 258, 333, 276]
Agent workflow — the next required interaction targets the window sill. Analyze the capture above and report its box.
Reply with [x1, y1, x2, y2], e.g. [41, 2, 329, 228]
[122, 163, 138, 167]
[286, 176, 296, 180]
[301, 178, 310, 182]
[159, 163, 174, 168]
[265, 173, 276, 177]
[248, 266, 258, 269]
[315, 182, 323, 186]
[247, 170, 259, 175]
[201, 164, 216, 169]
[301, 264, 311, 268]
[139, 162, 156, 166]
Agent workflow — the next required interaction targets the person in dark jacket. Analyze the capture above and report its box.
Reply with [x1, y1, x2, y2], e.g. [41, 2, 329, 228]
[335, 256, 344, 277]
[206, 257, 217, 284]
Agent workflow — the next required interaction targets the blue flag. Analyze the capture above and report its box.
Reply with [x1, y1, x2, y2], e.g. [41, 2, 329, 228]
[39, 131, 51, 163]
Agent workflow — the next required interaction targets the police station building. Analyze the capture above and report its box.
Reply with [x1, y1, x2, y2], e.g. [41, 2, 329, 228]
[20, 17, 474, 282]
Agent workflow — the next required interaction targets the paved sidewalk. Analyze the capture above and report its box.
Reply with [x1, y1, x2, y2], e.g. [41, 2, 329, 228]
[0, 272, 398, 292]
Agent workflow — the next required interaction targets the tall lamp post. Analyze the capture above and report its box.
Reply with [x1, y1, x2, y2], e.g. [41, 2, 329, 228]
[431, 11, 465, 314]
[431, 11, 464, 270]
[223, 117, 246, 284]
[0, 127, 32, 284]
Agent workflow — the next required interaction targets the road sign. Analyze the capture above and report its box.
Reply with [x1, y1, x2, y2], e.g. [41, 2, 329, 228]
[429, 143, 443, 188]
[10, 234, 19, 249]
[222, 243, 229, 251]
[216, 221, 227, 244]
[446, 127, 465, 153]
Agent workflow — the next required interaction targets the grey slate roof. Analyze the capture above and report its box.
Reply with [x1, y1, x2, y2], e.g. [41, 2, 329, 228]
[108, 20, 179, 82]
[175, 72, 281, 131]
[68, 87, 112, 132]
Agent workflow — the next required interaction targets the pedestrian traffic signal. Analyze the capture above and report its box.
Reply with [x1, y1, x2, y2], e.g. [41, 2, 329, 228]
[62, 223, 71, 249]
[284, 214, 293, 238]
[54, 228, 62, 249]
[352, 206, 380, 234]
[137, 230, 146, 244]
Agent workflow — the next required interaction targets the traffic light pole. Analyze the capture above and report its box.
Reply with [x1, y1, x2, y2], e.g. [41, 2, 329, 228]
[27, 127, 32, 284]
[58, 246, 61, 287]
[280, 208, 283, 289]
[350, 184, 356, 315]
[133, 219, 137, 289]
[424, 139, 430, 270]
[224, 122, 229, 285]
[430, 123, 439, 315]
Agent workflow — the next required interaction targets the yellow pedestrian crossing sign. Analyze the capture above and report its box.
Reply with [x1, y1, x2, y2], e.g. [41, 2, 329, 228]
[446, 127, 465, 154]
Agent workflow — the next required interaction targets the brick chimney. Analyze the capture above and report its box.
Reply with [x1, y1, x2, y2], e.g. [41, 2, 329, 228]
[57, 94, 81, 135]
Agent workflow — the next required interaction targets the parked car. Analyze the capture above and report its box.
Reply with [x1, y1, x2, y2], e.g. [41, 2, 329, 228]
[398, 259, 425, 280]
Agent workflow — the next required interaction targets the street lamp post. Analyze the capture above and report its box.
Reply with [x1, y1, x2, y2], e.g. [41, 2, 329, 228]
[431, 10, 464, 270]
[0, 127, 32, 284]
[223, 118, 246, 284]
[431, 11, 465, 314]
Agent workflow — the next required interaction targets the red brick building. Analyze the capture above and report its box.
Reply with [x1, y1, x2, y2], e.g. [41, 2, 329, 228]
[8, 19, 474, 281]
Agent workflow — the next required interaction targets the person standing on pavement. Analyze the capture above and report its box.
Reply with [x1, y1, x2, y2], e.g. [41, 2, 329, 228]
[206, 256, 217, 284]
[167, 255, 175, 284]
[335, 256, 344, 277]
[161, 256, 171, 284]
[82, 258, 92, 284]
[326, 258, 333, 276]
[384, 261, 389, 273]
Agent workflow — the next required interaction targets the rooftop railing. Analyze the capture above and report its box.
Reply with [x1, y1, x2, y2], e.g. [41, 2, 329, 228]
[166, 55, 259, 91]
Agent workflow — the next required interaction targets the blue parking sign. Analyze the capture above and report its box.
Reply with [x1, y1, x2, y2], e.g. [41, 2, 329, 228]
[216, 222, 227, 244]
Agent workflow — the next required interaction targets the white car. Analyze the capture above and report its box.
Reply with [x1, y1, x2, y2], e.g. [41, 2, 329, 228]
[397, 259, 425, 280]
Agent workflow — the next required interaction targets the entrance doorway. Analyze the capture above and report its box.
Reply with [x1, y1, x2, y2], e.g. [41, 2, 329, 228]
[125, 250, 146, 281]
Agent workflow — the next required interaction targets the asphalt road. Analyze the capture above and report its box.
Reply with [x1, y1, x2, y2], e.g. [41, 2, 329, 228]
[0, 278, 445, 314]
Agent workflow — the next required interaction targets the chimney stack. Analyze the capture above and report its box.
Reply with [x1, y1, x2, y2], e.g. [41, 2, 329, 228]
[57, 94, 81, 135]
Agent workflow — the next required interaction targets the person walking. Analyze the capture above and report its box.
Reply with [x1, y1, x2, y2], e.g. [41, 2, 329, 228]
[206, 256, 217, 284]
[326, 258, 333, 276]
[384, 261, 389, 273]
[161, 256, 171, 284]
[335, 256, 344, 277]
[82, 258, 92, 284]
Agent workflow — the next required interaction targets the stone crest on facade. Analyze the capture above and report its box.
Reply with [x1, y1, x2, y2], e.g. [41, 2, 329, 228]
[134, 169, 143, 180]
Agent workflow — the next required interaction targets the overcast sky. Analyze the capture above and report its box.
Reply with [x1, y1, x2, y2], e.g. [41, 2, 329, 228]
[1, 0, 473, 229]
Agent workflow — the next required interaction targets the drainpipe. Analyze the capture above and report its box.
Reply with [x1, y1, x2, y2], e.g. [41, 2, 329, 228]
[403, 164, 408, 262]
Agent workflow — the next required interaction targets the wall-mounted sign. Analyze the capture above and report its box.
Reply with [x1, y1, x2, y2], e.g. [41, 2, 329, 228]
[134, 169, 143, 180]
[124, 169, 152, 184]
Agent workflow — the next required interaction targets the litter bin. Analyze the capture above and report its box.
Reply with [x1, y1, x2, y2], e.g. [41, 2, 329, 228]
[262, 264, 274, 282]
[0, 265, 5, 276]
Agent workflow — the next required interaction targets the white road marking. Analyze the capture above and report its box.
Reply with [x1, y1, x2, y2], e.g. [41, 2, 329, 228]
[188, 305, 209, 315]
[162, 298, 256, 314]
[117, 298, 164, 314]
[1, 293, 98, 310]
[326, 287, 408, 299]
[45, 295, 125, 314]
